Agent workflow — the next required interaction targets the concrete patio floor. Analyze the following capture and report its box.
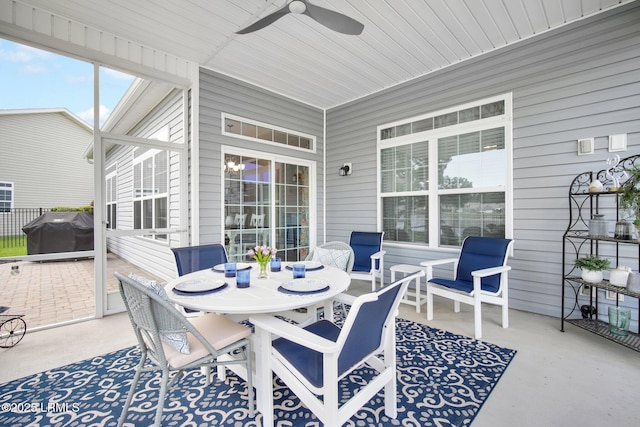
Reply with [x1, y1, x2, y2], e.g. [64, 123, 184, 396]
[1, 278, 639, 426]
[0, 252, 162, 330]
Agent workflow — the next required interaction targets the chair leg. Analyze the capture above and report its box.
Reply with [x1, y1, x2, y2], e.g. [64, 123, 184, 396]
[474, 296, 482, 340]
[502, 285, 509, 329]
[153, 369, 170, 427]
[383, 319, 398, 419]
[426, 288, 434, 321]
[244, 344, 255, 417]
[255, 329, 274, 427]
[118, 360, 144, 427]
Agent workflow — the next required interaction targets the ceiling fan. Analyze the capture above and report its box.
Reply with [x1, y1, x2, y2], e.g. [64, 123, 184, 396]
[236, 0, 364, 35]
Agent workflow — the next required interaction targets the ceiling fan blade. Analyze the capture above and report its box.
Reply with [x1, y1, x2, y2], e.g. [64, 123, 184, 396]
[236, 3, 291, 34]
[304, 1, 364, 35]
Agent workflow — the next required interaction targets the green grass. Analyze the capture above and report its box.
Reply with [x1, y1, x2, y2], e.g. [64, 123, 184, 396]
[0, 236, 27, 258]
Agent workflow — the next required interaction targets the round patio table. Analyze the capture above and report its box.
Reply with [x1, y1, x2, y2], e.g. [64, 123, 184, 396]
[164, 261, 350, 315]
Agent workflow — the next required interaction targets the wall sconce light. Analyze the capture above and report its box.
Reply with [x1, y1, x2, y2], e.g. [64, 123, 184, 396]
[339, 163, 352, 176]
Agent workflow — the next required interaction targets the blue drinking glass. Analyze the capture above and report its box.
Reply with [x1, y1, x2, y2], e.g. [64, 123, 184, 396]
[270, 257, 282, 272]
[224, 262, 237, 278]
[236, 268, 251, 288]
[292, 263, 306, 279]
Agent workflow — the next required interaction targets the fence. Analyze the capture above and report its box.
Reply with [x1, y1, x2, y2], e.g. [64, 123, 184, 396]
[0, 208, 50, 248]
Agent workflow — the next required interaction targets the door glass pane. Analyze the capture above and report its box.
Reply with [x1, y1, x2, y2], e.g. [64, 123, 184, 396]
[224, 155, 267, 260]
[275, 162, 310, 261]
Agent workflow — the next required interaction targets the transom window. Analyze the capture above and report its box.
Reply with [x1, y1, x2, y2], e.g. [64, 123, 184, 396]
[378, 94, 511, 248]
[222, 113, 315, 152]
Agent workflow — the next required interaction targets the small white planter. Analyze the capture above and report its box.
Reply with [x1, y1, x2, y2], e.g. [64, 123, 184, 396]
[581, 269, 603, 283]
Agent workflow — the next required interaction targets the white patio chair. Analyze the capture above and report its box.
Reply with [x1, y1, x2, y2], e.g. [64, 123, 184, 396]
[115, 272, 254, 427]
[250, 269, 424, 427]
[421, 236, 513, 339]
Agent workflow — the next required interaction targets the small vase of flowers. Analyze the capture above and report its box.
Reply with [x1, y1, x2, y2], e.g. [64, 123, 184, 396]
[248, 245, 277, 279]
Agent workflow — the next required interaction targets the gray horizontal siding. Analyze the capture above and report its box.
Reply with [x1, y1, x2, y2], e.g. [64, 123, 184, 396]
[0, 112, 94, 209]
[198, 69, 324, 245]
[325, 3, 640, 321]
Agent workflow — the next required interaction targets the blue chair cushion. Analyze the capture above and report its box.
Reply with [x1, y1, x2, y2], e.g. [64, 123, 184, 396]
[350, 231, 383, 272]
[272, 278, 403, 389]
[272, 320, 340, 389]
[434, 237, 511, 294]
[172, 244, 228, 276]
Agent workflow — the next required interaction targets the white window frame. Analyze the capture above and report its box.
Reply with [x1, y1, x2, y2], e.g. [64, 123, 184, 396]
[221, 112, 317, 154]
[0, 181, 14, 213]
[106, 164, 117, 230]
[377, 93, 513, 250]
[132, 148, 169, 241]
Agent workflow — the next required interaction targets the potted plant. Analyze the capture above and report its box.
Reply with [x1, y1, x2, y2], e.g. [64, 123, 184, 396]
[619, 166, 640, 232]
[575, 256, 611, 283]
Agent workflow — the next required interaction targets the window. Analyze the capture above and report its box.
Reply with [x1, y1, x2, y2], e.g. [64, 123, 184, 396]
[133, 149, 168, 240]
[0, 182, 14, 213]
[222, 113, 315, 152]
[378, 94, 511, 248]
[106, 164, 117, 229]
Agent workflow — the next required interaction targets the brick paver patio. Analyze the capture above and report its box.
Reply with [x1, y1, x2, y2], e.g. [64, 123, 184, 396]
[0, 253, 163, 330]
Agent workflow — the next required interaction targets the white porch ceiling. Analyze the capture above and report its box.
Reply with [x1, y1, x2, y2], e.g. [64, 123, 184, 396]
[13, 0, 637, 109]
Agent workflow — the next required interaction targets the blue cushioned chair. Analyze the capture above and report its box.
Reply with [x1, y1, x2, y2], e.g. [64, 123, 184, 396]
[250, 269, 424, 427]
[171, 243, 228, 276]
[171, 244, 228, 315]
[349, 231, 385, 291]
[421, 236, 513, 339]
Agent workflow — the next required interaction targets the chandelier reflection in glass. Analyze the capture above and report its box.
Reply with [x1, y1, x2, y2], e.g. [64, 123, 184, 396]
[224, 157, 246, 174]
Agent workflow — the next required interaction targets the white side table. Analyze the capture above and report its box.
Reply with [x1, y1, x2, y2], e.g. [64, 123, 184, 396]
[390, 264, 427, 313]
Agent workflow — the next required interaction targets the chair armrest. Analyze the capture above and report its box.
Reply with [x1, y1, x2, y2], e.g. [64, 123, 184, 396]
[370, 250, 386, 260]
[420, 258, 458, 267]
[250, 314, 340, 353]
[471, 265, 511, 278]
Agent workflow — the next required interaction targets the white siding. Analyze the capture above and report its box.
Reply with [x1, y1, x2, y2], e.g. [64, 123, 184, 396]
[325, 5, 640, 318]
[0, 111, 94, 208]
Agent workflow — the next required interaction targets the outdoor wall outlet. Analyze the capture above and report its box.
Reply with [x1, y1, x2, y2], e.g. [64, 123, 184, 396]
[343, 163, 352, 175]
[605, 290, 624, 302]
[579, 284, 592, 297]
[577, 138, 594, 155]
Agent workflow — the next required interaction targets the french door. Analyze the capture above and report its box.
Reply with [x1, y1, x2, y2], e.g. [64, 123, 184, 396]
[223, 149, 314, 262]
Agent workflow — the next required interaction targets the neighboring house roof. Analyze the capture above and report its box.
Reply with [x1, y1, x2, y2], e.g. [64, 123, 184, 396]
[0, 108, 93, 132]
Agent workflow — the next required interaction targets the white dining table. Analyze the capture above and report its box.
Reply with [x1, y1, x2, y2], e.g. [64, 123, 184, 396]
[164, 260, 350, 315]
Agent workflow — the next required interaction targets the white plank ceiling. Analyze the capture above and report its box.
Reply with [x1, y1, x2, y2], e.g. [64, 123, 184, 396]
[12, 0, 637, 109]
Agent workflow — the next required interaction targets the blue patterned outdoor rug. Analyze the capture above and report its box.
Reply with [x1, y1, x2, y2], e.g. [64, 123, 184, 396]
[0, 318, 515, 426]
